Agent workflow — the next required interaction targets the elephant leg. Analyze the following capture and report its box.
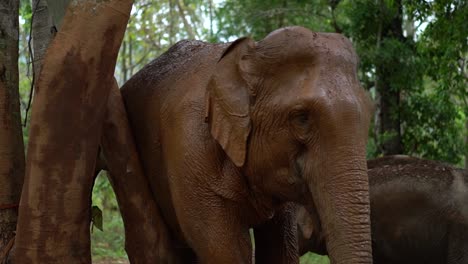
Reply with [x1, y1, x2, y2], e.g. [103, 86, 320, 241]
[447, 223, 468, 264]
[175, 197, 252, 264]
[190, 215, 252, 263]
[254, 203, 299, 264]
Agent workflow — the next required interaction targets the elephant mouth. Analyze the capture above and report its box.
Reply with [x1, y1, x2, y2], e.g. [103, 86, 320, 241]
[290, 157, 313, 204]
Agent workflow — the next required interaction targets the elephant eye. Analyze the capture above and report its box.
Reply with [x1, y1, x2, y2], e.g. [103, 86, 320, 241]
[289, 109, 312, 142]
[294, 111, 309, 125]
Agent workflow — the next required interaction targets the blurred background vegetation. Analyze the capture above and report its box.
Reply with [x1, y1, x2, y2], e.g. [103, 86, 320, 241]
[17, 0, 466, 263]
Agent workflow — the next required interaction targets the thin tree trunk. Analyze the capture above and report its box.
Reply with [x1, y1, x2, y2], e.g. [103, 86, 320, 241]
[13, 1, 132, 263]
[465, 119, 468, 169]
[277, 0, 287, 28]
[376, 0, 404, 155]
[121, 38, 127, 83]
[175, 0, 195, 39]
[128, 35, 133, 77]
[31, 0, 55, 83]
[209, 0, 213, 40]
[0, 0, 26, 254]
[169, 0, 175, 45]
[101, 80, 180, 263]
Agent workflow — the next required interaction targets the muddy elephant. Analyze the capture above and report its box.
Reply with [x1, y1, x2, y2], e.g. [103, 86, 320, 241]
[121, 26, 373, 263]
[298, 155, 468, 264]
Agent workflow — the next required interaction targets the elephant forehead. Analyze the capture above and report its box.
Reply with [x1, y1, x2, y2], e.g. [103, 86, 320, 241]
[259, 26, 358, 67]
[269, 63, 361, 106]
[313, 33, 358, 62]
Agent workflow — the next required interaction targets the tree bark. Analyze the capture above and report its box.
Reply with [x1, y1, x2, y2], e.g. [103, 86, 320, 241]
[0, 0, 26, 254]
[376, 0, 404, 155]
[31, 0, 55, 83]
[45, 0, 71, 29]
[101, 80, 180, 263]
[13, 1, 132, 263]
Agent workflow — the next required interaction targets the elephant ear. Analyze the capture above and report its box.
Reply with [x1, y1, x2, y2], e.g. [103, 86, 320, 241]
[205, 37, 255, 167]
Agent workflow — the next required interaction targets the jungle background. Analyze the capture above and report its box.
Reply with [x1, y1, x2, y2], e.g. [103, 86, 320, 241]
[8, 0, 468, 263]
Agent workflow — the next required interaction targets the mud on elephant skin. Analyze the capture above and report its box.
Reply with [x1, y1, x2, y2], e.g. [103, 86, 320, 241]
[121, 26, 373, 263]
[298, 155, 468, 264]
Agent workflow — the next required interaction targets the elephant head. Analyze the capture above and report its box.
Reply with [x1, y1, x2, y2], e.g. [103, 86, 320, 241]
[205, 26, 373, 263]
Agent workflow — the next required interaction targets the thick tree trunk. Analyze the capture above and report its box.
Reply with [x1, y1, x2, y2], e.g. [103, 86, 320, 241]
[101, 80, 180, 263]
[0, 0, 26, 254]
[13, 1, 132, 263]
[31, 0, 55, 81]
[376, 0, 404, 155]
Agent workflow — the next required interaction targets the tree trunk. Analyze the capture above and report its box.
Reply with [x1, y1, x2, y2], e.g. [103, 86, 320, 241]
[175, 0, 195, 39]
[13, 1, 132, 263]
[45, 0, 71, 28]
[31, 0, 55, 83]
[121, 38, 127, 83]
[30, 0, 71, 81]
[169, 0, 175, 45]
[465, 119, 468, 169]
[277, 0, 287, 28]
[0, 0, 26, 255]
[128, 35, 133, 77]
[376, 0, 404, 155]
[101, 80, 180, 263]
[208, 0, 213, 40]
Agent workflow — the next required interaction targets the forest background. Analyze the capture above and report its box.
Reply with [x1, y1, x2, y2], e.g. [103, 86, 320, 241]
[10, 0, 468, 263]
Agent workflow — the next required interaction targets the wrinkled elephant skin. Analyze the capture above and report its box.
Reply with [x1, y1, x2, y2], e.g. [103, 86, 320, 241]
[121, 26, 373, 263]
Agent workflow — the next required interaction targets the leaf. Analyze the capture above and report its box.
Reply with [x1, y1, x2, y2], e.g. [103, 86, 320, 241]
[91, 205, 103, 232]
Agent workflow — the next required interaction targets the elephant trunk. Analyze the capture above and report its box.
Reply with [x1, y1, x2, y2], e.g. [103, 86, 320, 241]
[307, 145, 372, 263]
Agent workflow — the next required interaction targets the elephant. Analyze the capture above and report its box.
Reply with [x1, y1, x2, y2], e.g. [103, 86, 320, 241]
[120, 26, 373, 263]
[297, 155, 468, 264]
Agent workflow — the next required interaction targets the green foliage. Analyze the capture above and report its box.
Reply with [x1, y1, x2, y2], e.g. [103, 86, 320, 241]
[413, 0, 467, 103]
[402, 88, 465, 164]
[215, 0, 333, 41]
[91, 172, 128, 261]
[404, 0, 467, 165]
[300, 252, 330, 264]
[337, 0, 467, 164]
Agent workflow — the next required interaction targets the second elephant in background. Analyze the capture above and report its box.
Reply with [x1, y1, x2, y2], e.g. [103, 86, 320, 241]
[298, 155, 468, 264]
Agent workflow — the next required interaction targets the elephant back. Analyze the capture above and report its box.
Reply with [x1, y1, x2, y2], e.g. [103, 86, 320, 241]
[121, 40, 227, 99]
[367, 155, 461, 188]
